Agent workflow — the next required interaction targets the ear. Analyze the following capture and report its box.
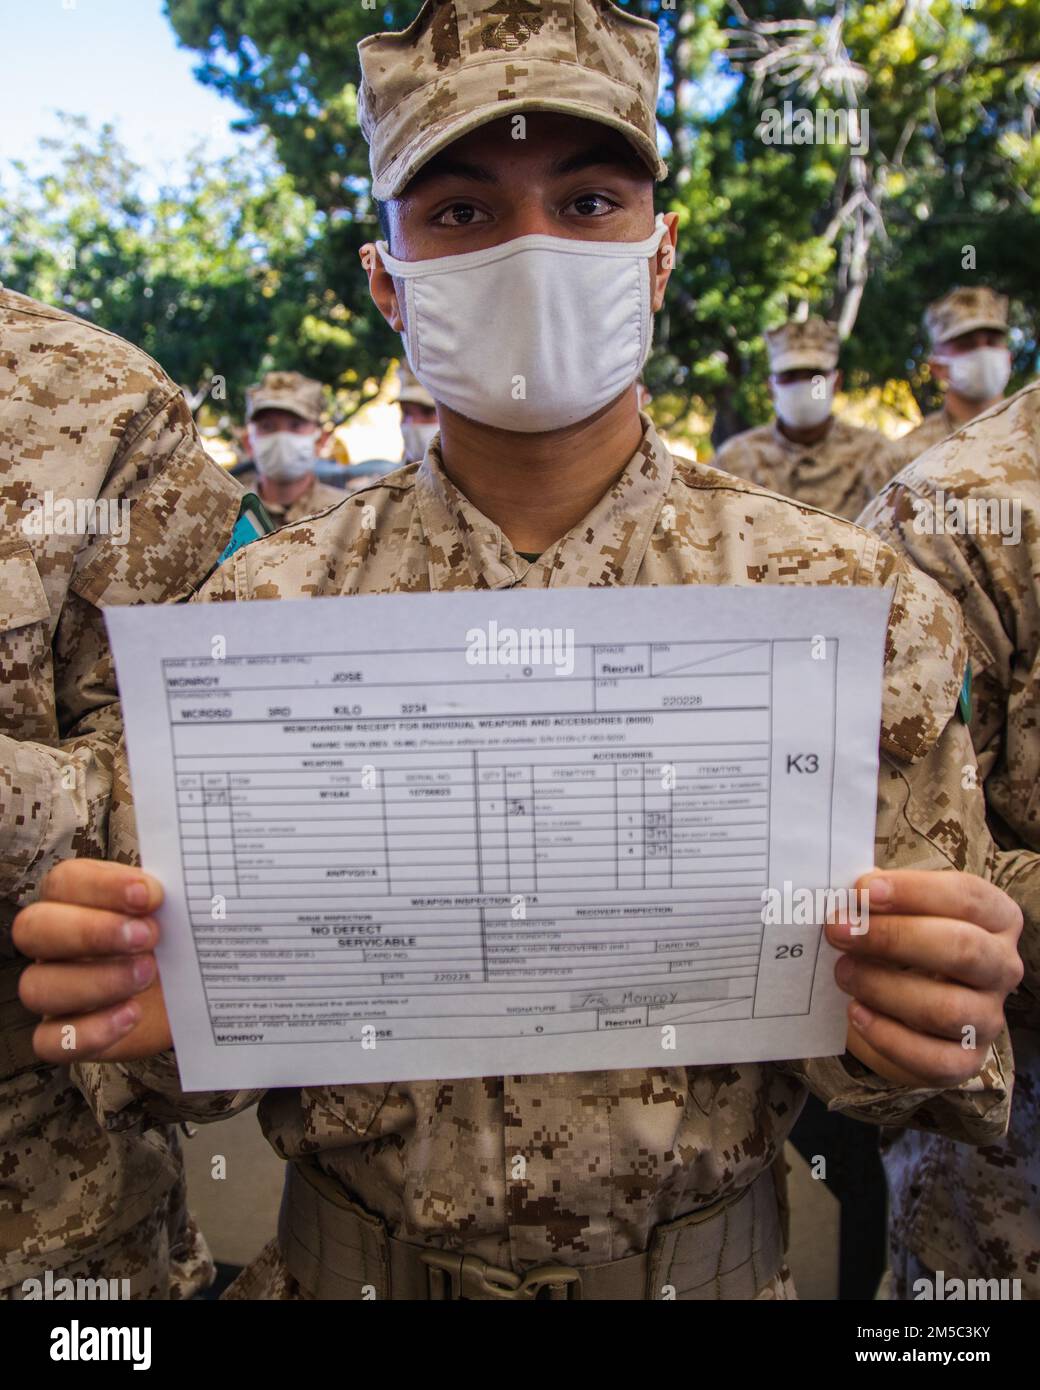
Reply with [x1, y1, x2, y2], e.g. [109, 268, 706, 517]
[929, 355, 950, 387]
[360, 242, 403, 333]
[651, 212, 679, 313]
[833, 368, 844, 393]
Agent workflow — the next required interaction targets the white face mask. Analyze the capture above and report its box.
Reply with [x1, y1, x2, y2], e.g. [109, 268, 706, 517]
[401, 421, 438, 462]
[377, 216, 668, 433]
[944, 346, 1011, 402]
[772, 374, 835, 430]
[248, 427, 317, 482]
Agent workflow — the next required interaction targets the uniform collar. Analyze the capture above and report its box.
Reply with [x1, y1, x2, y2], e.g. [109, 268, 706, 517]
[239, 471, 316, 519]
[413, 418, 676, 591]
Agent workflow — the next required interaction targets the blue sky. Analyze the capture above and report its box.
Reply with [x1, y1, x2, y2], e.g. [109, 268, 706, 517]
[0, 0, 251, 186]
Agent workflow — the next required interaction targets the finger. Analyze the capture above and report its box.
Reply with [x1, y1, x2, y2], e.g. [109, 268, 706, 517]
[852, 868, 1023, 938]
[19, 955, 156, 1019]
[31, 980, 171, 1063]
[834, 955, 1002, 1045]
[13, 904, 158, 961]
[848, 1003, 987, 1088]
[40, 859, 163, 915]
[31, 1002, 143, 1064]
[826, 912, 1010, 990]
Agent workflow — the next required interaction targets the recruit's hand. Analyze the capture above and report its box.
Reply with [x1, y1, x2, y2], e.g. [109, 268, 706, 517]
[827, 869, 1023, 1088]
[13, 859, 172, 1062]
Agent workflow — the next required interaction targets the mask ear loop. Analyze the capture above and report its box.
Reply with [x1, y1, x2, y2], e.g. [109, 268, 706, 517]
[400, 277, 422, 374]
[375, 242, 421, 375]
[641, 215, 674, 374]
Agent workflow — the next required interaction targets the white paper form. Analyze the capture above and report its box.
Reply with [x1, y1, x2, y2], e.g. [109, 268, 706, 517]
[105, 585, 892, 1090]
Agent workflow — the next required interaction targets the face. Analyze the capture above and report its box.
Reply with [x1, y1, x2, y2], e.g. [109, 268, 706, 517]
[768, 367, 843, 394]
[939, 327, 1007, 356]
[401, 401, 437, 426]
[249, 408, 319, 438]
[362, 113, 678, 332]
[931, 328, 1007, 384]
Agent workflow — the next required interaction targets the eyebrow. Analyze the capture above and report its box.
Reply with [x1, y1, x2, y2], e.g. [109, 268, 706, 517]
[407, 143, 644, 193]
[550, 145, 643, 177]
[408, 157, 499, 188]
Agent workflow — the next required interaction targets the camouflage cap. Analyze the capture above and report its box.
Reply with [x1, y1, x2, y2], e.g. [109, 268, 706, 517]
[396, 362, 436, 409]
[926, 286, 1009, 350]
[246, 371, 325, 424]
[765, 317, 840, 374]
[358, 0, 668, 200]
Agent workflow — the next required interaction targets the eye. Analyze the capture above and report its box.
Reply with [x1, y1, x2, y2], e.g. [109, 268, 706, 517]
[566, 193, 618, 217]
[432, 202, 492, 227]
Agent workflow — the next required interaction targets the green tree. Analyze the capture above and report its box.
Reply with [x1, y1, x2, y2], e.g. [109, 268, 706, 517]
[0, 115, 388, 421]
[165, 1, 1038, 444]
[723, 2, 1040, 418]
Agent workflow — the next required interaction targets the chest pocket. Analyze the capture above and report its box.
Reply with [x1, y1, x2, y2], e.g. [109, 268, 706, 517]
[0, 542, 55, 741]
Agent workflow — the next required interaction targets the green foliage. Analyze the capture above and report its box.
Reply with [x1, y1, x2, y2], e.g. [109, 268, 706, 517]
[5, 2, 1038, 440]
[164, 0, 1038, 441]
[0, 115, 393, 419]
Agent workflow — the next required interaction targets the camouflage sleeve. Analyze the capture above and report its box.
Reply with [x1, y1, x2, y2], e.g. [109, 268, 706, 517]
[0, 720, 114, 903]
[860, 478, 1040, 1025]
[784, 559, 1012, 1144]
[74, 555, 255, 1131]
[992, 848, 1040, 1028]
[0, 393, 241, 904]
[73, 1051, 261, 1131]
[0, 595, 125, 902]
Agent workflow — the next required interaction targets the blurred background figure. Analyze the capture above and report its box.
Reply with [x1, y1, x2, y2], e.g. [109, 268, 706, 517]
[713, 318, 898, 520]
[233, 371, 343, 526]
[397, 362, 438, 463]
[893, 288, 1013, 466]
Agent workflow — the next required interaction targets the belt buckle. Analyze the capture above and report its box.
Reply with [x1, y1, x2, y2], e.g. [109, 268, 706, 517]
[421, 1251, 582, 1300]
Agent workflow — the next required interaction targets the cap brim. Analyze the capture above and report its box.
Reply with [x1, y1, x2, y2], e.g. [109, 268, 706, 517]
[933, 317, 1008, 346]
[770, 353, 839, 374]
[372, 95, 666, 200]
[247, 396, 321, 423]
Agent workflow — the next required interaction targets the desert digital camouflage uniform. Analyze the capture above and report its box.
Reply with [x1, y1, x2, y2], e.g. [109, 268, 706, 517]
[237, 370, 344, 527]
[714, 319, 899, 520]
[890, 288, 1012, 471]
[0, 287, 241, 1298]
[77, 418, 1020, 1300]
[715, 416, 897, 522]
[73, 0, 1016, 1302]
[860, 381, 1040, 1297]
